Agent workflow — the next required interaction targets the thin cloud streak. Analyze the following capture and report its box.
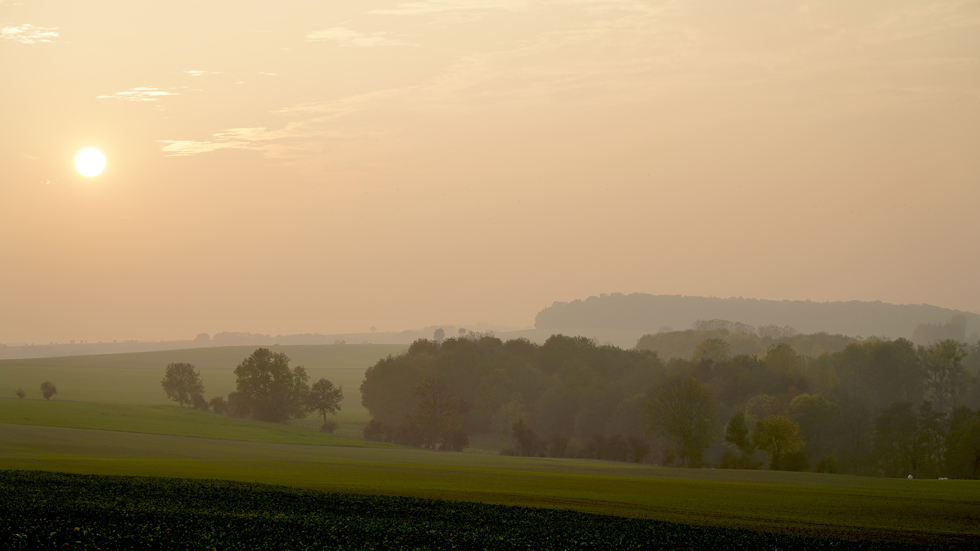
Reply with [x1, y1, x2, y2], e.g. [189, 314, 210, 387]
[98, 87, 178, 102]
[306, 27, 413, 47]
[1, 24, 59, 44]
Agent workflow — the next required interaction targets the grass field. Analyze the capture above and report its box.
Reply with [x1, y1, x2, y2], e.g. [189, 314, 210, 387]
[0, 344, 405, 420]
[2, 423, 977, 547]
[0, 400, 392, 446]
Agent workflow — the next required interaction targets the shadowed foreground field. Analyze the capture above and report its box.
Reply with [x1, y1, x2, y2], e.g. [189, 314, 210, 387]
[0, 470, 950, 551]
[1, 424, 977, 547]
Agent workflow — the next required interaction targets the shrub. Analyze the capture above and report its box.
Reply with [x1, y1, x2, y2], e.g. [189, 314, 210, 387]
[40, 381, 57, 400]
[209, 396, 228, 415]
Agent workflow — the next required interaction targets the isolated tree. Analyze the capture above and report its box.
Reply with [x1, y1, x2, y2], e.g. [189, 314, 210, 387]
[644, 376, 716, 467]
[15, 388, 25, 400]
[161, 363, 205, 407]
[752, 415, 803, 470]
[433, 328, 446, 341]
[458, 327, 467, 336]
[234, 348, 310, 423]
[308, 378, 344, 430]
[40, 381, 57, 401]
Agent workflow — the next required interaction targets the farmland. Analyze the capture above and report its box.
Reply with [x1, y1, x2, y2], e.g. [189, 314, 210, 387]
[0, 344, 404, 427]
[2, 345, 979, 548]
[1, 470, 943, 551]
[1, 423, 978, 547]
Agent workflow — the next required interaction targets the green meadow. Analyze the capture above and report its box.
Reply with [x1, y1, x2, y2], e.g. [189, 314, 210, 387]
[0, 344, 404, 424]
[0, 400, 391, 447]
[1, 423, 978, 546]
[2, 345, 979, 548]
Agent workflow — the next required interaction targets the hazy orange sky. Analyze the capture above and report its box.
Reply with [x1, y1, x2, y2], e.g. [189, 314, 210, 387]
[2, 1, 978, 344]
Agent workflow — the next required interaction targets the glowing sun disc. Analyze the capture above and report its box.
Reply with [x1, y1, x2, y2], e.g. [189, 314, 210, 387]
[75, 148, 105, 177]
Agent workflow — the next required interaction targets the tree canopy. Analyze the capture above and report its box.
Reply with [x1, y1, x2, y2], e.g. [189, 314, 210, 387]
[644, 376, 716, 467]
[161, 363, 205, 408]
[308, 378, 343, 428]
[233, 348, 310, 423]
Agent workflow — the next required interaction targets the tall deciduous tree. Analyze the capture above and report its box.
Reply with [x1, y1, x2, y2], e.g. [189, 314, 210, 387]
[234, 348, 310, 423]
[409, 377, 469, 450]
[308, 378, 344, 429]
[40, 381, 57, 401]
[752, 415, 803, 470]
[644, 376, 716, 467]
[919, 339, 968, 413]
[725, 410, 754, 458]
[873, 401, 919, 477]
[161, 363, 205, 407]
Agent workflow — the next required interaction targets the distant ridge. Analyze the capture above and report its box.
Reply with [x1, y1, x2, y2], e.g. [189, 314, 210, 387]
[534, 294, 980, 341]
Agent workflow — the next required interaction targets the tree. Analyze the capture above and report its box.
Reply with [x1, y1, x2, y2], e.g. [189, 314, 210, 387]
[788, 393, 840, 461]
[308, 378, 344, 430]
[209, 396, 228, 415]
[233, 348, 310, 423]
[161, 363, 205, 407]
[752, 415, 803, 470]
[915, 401, 947, 478]
[945, 407, 980, 479]
[409, 377, 469, 450]
[919, 340, 968, 413]
[40, 381, 57, 400]
[14, 388, 25, 399]
[693, 338, 730, 362]
[725, 410, 754, 457]
[511, 418, 543, 456]
[644, 376, 716, 467]
[433, 328, 445, 341]
[873, 401, 919, 477]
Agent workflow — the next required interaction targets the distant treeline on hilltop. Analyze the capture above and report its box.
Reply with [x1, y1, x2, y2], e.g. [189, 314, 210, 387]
[534, 294, 980, 343]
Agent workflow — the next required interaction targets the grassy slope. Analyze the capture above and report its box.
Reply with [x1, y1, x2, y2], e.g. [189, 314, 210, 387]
[0, 400, 392, 447]
[0, 344, 405, 420]
[1, 423, 977, 546]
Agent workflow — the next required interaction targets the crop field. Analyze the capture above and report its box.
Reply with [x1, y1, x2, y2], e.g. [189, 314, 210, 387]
[0, 344, 404, 420]
[2, 470, 947, 551]
[1, 424, 977, 547]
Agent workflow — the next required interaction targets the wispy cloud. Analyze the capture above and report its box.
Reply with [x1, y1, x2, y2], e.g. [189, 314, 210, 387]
[1, 24, 59, 44]
[98, 87, 178, 102]
[183, 70, 222, 77]
[306, 27, 413, 47]
[369, 0, 527, 16]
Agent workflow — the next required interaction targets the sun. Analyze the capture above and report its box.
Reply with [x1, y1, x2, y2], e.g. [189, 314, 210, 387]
[75, 148, 105, 177]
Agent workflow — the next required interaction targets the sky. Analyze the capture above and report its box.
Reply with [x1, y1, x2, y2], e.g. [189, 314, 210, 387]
[1, 0, 978, 344]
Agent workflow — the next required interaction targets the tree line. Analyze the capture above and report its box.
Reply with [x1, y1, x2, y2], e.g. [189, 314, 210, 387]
[160, 348, 343, 432]
[359, 331, 980, 478]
